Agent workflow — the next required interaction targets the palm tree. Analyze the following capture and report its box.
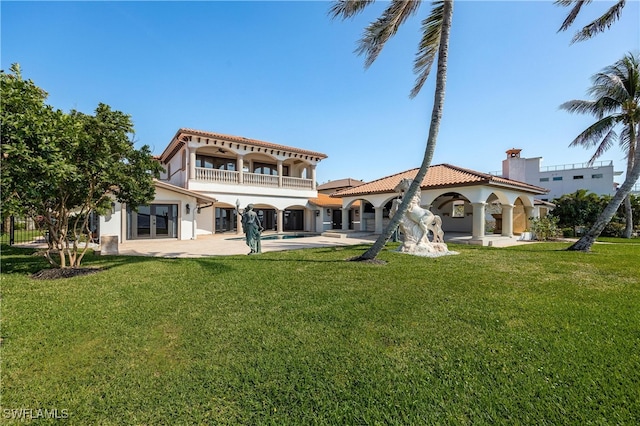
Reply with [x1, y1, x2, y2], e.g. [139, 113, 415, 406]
[562, 52, 640, 250]
[556, 0, 628, 43]
[330, 0, 454, 261]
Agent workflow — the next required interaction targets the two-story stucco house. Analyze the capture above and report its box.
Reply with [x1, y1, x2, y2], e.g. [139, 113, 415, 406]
[99, 128, 328, 249]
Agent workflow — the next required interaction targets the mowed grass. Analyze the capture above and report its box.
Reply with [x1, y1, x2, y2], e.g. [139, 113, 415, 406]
[1, 241, 639, 425]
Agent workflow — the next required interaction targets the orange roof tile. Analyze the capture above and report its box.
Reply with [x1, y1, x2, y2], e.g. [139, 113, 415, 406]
[317, 178, 365, 191]
[176, 128, 328, 159]
[331, 164, 548, 197]
[309, 193, 361, 208]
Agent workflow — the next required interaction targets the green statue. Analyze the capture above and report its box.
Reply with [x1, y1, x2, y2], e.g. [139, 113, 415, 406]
[240, 204, 263, 254]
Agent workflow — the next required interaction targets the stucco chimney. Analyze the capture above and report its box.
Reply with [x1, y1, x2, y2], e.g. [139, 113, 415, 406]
[502, 148, 526, 181]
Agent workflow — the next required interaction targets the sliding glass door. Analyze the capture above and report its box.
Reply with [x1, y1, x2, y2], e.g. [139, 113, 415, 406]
[128, 204, 177, 239]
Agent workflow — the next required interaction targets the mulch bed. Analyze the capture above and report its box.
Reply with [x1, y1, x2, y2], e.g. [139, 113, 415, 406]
[31, 267, 102, 280]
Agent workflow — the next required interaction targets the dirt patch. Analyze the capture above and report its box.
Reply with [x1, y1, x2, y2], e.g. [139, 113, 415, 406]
[31, 267, 102, 280]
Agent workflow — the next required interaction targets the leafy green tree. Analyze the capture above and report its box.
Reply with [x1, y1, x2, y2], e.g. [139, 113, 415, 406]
[330, 0, 454, 261]
[556, 0, 628, 43]
[1, 64, 162, 268]
[551, 189, 603, 235]
[560, 53, 640, 249]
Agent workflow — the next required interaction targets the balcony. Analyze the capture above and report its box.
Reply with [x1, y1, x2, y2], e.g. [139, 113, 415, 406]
[194, 167, 313, 190]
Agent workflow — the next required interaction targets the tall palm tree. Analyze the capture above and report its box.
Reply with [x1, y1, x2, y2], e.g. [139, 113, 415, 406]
[562, 52, 640, 250]
[556, 0, 627, 43]
[330, 0, 454, 261]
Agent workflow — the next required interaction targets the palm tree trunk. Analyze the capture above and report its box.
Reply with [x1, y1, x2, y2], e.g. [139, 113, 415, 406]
[354, 0, 453, 261]
[623, 195, 633, 238]
[623, 124, 636, 238]
[568, 144, 640, 251]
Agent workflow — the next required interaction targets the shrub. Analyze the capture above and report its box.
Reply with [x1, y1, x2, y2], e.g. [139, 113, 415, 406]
[602, 222, 625, 238]
[530, 216, 560, 241]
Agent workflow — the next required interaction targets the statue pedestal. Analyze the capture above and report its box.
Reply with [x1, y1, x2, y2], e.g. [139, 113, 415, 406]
[397, 241, 457, 258]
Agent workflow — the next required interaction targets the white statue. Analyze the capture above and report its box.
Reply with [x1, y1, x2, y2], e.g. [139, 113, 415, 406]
[390, 178, 456, 257]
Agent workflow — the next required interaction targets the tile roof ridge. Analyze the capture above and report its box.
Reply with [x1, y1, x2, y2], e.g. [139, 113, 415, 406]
[439, 163, 492, 179]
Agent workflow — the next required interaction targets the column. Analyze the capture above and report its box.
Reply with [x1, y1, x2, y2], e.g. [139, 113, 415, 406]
[237, 156, 244, 184]
[277, 209, 283, 233]
[471, 202, 487, 240]
[310, 165, 317, 190]
[341, 208, 349, 231]
[277, 160, 283, 187]
[501, 204, 514, 237]
[525, 205, 535, 219]
[374, 206, 384, 234]
[188, 148, 196, 180]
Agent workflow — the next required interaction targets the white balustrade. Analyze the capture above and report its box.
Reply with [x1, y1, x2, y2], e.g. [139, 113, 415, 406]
[194, 167, 312, 189]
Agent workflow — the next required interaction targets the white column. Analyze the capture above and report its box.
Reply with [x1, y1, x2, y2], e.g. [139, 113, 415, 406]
[311, 165, 317, 190]
[237, 156, 244, 184]
[277, 209, 284, 233]
[471, 202, 487, 240]
[188, 148, 196, 181]
[501, 204, 514, 237]
[277, 160, 283, 187]
[358, 202, 365, 231]
[341, 208, 349, 231]
[374, 206, 384, 234]
[525, 205, 535, 219]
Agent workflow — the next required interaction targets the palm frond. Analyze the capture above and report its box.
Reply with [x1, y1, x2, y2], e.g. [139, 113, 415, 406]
[329, 0, 375, 20]
[568, 115, 619, 152]
[619, 124, 633, 155]
[356, 0, 422, 68]
[556, 0, 591, 32]
[587, 127, 618, 164]
[560, 99, 601, 116]
[411, 1, 445, 98]
[570, 0, 626, 43]
[590, 72, 628, 104]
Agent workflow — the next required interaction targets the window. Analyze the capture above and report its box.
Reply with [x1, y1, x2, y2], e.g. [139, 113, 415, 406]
[452, 200, 465, 218]
[253, 162, 288, 176]
[552, 176, 563, 181]
[573, 175, 584, 180]
[539, 177, 549, 182]
[196, 155, 235, 170]
[592, 173, 603, 179]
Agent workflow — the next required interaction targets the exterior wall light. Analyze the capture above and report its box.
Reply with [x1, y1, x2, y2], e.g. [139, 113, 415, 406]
[185, 203, 190, 214]
[315, 210, 320, 217]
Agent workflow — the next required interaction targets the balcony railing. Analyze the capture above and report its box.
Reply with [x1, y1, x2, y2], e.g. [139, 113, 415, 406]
[244, 173, 278, 187]
[283, 176, 313, 189]
[195, 168, 239, 183]
[194, 167, 313, 190]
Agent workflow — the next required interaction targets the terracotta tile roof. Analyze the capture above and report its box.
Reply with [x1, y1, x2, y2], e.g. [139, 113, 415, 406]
[175, 128, 328, 159]
[154, 179, 217, 204]
[309, 193, 360, 208]
[331, 164, 549, 197]
[317, 178, 365, 191]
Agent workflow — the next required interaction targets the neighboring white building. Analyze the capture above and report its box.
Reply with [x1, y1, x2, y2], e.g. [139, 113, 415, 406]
[499, 148, 622, 201]
[100, 128, 328, 248]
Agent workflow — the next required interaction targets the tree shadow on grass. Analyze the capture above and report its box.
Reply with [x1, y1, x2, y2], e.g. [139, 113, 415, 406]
[0, 244, 237, 278]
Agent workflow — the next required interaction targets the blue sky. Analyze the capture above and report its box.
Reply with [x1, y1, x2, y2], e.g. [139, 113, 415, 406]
[2, 1, 638, 185]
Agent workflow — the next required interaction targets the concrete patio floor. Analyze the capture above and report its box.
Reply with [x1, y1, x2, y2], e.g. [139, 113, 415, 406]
[112, 231, 537, 258]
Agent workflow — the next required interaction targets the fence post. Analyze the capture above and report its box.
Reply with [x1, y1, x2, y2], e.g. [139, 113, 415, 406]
[9, 215, 15, 245]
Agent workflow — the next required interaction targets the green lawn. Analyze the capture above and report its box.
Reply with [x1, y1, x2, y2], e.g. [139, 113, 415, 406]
[1, 242, 639, 424]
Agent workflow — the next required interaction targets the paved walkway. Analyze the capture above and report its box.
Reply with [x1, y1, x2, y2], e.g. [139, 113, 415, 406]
[114, 231, 536, 258]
